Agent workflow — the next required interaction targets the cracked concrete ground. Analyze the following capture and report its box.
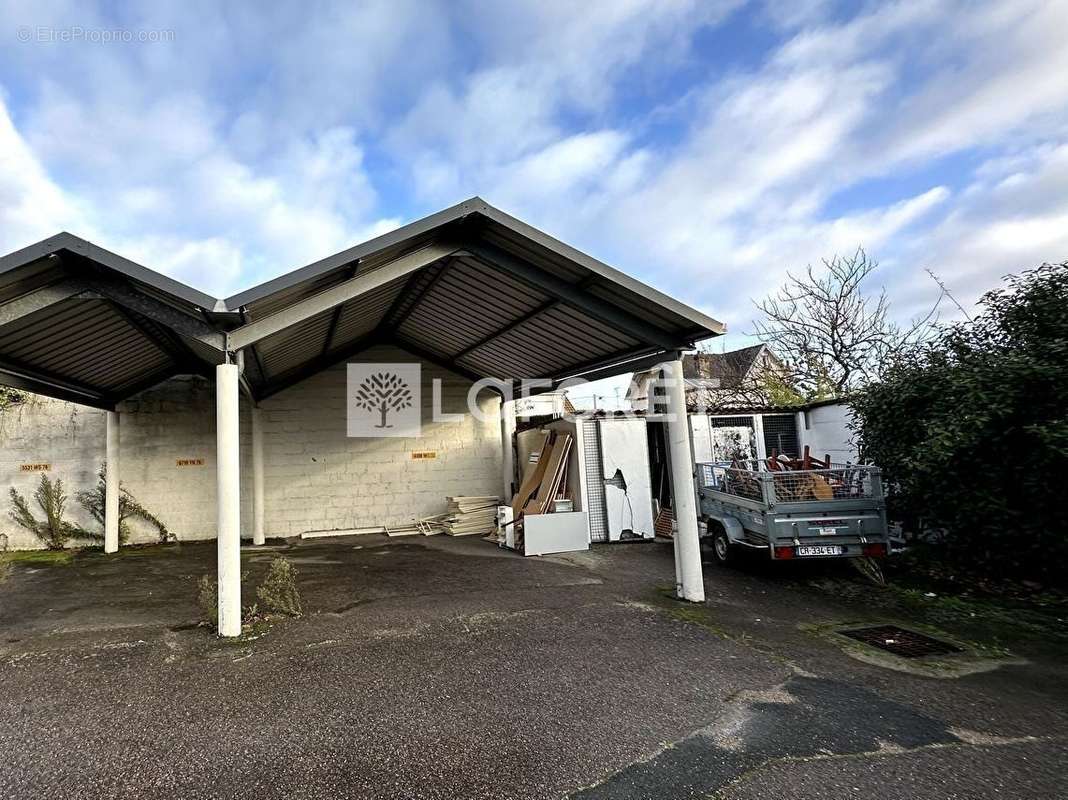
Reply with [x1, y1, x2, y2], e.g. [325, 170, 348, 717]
[0, 536, 1065, 799]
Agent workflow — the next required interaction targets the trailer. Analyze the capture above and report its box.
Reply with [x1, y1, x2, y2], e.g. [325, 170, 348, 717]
[696, 460, 889, 564]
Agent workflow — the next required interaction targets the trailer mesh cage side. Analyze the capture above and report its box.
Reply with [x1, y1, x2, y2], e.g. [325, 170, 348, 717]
[697, 462, 877, 503]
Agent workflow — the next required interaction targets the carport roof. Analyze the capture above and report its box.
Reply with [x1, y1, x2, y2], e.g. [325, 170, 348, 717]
[0, 197, 723, 408]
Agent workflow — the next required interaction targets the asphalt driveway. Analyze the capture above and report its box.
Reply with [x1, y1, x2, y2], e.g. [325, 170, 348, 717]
[0, 536, 1065, 799]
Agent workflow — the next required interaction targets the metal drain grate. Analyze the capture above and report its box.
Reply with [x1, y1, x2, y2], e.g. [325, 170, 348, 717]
[839, 625, 962, 658]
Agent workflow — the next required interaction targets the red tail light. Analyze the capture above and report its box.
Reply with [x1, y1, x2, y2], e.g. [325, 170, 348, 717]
[773, 546, 794, 560]
[862, 543, 887, 558]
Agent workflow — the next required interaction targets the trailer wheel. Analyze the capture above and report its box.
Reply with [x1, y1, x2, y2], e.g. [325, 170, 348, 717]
[704, 519, 733, 566]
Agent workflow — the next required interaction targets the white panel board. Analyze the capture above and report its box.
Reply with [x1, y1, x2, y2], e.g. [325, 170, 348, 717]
[690, 415, 713, 463]
[524, 512, 590, 556]
[598, 418, 655, 540]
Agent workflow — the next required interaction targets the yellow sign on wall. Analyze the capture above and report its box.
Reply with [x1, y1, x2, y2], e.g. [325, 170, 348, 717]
[20, 463, 51, 472]
[176, 458, 205, 467]
[411, 451, 437, 460]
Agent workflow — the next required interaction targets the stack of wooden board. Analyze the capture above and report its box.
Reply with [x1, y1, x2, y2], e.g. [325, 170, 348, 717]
[511, 433, 572, 516]
[506, 431, 574, 549]
[442, 496, 499, 536]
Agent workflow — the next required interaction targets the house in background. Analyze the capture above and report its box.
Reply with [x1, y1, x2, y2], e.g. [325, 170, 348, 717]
[626, 344, 786, 412]
[625, 345, 859, 466]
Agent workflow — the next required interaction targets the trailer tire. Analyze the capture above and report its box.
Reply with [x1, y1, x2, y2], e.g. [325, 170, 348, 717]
[705, 520, 734, 566]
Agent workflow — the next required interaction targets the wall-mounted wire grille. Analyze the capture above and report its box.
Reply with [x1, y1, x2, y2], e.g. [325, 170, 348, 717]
[582, 419, 609, 542]
[761, 414, 800, 457]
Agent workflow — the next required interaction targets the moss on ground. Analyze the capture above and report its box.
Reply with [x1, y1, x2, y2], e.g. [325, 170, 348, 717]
[81, 543, 181, 560]
[807, 575, 1068, 653]
[2, 549, 75, 566]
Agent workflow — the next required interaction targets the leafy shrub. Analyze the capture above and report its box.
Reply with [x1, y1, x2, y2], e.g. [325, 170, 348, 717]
[76, 465, 172, 545]
[852, 262, 1068, 586]
[8, 475, 83, 550]
[197, 563, 298, 634]
[197, 574, 218, 628]
[256, 557, 302, 617]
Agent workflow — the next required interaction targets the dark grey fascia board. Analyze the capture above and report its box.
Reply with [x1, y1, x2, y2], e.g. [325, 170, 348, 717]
[2, 200, 724, 344]
[0, 232, 219, 311]
[473, 202, 725, 337]
[222, 197, 726, 340]
[223, 197, 486, 309]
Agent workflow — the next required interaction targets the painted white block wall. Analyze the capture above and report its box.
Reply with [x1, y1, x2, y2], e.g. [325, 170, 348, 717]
[799, 403, 858, 463]
[257, 346, 502, 536]
[0, 398, 105, 549]
[0, 346, 501, 548]
[0, 376, 244, 550]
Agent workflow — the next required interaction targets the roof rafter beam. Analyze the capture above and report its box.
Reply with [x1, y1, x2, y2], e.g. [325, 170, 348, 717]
[0, 280, 95, 329]
[256, 331, 387, 401]
[108, 363, 186, 404]
[91, 278, 226, 352]
[227, 241, 460, 351]
[549, 348, 679, 388]
[388, 334, 486, 385]
[381, 258, 452, 333]
[0, 357, 115, 410]
[106, 300, 206, 375]
[57, 252, 226, 351]
[508, 348, 673, 396]
[451, 275, 596, 362]
[236, 309, 268, 390]
[320, 264, 360, 357]
[464, 243, 688, 352]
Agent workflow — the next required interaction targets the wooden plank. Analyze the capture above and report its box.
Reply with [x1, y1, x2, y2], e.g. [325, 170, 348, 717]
[528, 434, 572, 515]
[511, 434, 555, 517]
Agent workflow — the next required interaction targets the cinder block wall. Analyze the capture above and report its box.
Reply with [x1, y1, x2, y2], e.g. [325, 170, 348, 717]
[0, 346, 502, 549]
[0, 397, 106, 548]
[259, 345, 502, 536]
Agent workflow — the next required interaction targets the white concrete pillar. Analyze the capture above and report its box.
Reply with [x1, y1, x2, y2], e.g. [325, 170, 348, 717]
[216, 363, 242, 637]
[664, 358, 705, 602]
[500, 397, 516, 501]
[104, 411, 120, 554]
[251, 405, 265, 546]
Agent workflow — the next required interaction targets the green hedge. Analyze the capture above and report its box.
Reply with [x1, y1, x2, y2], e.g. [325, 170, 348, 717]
[852, 262, 1068, 584]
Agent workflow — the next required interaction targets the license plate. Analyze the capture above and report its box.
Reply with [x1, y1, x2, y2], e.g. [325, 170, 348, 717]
[797, 545, 845, 557]
[816, 527, 840, 536]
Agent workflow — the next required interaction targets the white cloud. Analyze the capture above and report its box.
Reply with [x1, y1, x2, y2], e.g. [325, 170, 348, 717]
[0, 93, 90, 249]
[0, 0, 1066, 331]
[889, 142, 1068, 316]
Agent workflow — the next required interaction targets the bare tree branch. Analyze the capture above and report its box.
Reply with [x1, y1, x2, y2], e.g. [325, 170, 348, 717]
[750, 248, 942, 399]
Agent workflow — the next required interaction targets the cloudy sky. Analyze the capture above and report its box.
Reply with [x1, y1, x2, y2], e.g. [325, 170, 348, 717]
[2, 0, 1067, 356]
